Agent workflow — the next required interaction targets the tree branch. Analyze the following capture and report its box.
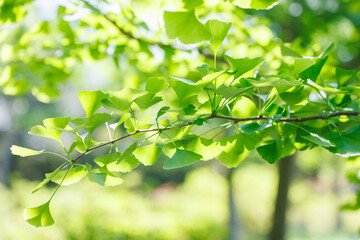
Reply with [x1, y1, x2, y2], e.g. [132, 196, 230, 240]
[73, 111, 360, 163]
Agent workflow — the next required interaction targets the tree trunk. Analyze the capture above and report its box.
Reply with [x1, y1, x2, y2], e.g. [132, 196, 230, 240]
[228, 168, 242, 240]
[268, 154, 295, 240]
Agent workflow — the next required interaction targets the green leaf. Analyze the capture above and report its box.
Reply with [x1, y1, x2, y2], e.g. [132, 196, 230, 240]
[133, 144, 162, 166]
[170, 75, 196, 85]
[121, 142, 138, 159]
[294, 58, 316, 75]
[78, 90, 107, 117]
[244, 77, 301, 87]
[336, 68, 358, 87]
[107, 155, 140, 173]
[326, 126, 360, 157]
[71, 113, 113, 134]
[164, 11, 211, 44]
[205, 19, 231, 53]
[278, 86, 308, 105]
[134, 92, 162, 111]
[196, 70, 230, 87]
[256, 140, 283, 164]
[29, 117, 71, 143]
[10, 145, 44, 157]
[182, 0, 203, 9]
[225, 56, 264, 79]
[157, 106, 170, 119]
[280, 46, 302, 58]
[145, 78, 167, 93]
[95, 152, 122, 167]
[241, 121, 272, 134]
[48, 166, 87, 186]
[24, 201, 54, 228]
[299, 57, 328, 82]
[32, 164, 66, 193]
[216, 135, 248, 167]
[163, 149, 202, 169]
[301, 133, 335, 148]
[215, 86, 252, 99]
[169, 80, 202, 100]
[183, 137, 221, 160]
[232, 0, 279, 9]
[86, 166, 123, 186]
[101, 96, 129, 112]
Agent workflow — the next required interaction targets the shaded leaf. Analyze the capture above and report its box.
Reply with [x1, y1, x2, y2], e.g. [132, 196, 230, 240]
[294, 58, 315, 75]
[256, 140, 283, 164]
[163, 149, 202, 169]
[301, 133, 335, 148]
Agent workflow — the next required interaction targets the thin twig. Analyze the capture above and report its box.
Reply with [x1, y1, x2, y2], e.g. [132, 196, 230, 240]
[73, 111, 360, 163]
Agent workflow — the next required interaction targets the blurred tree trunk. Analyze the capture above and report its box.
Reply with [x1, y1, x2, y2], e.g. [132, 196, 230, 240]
[228, 168, 242, 240]
[0, 131, 13, 187]
[268, 154, 295, 240]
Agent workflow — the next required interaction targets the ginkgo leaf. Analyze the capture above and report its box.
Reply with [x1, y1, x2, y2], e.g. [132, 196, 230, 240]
[48, 166, 87, 186]
[232, 0, 279, 9]
[164, 11, 211, 44]
[78, 90, 107, 117]
[24, 201, 54, 228]
[133, 144, 162, 166]
[10, 145, 44, 157]
[205, 19, 231, 54]
[163, 149, 202, 169]
[29, 117, 71, 143]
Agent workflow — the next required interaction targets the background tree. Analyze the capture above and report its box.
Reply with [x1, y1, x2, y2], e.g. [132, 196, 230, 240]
[1, 0, 360, 239]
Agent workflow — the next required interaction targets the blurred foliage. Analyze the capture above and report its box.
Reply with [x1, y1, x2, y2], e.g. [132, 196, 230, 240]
[1, 0, 360, 236]
[2, 156, 360, 239]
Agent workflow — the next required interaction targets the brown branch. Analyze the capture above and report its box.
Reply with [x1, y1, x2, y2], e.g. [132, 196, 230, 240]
[73, 111, 360, 163]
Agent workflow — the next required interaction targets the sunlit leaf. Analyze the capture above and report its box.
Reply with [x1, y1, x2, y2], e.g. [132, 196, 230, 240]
[164, 11, 211, 44]
[133, 144, 162, 166]
[134, 92, 162, 111]
[232, 0, 279, 9]
[48, 166, 87, 186]
[225, 56, 264, 79]
[29, 117, 71, 143]
[216, 134, 248, 167]
[78, 90, 107, 117]
[32, 164, 66, 193]
[182, 0, 203, 9]
[24, 201, 54, 228]
[205, 19, 231, 54]
[71, 113, 113, 133]
[107, 155, 140, 173]
[146, 78, 168, 93]
[10, 145, 44, 157]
